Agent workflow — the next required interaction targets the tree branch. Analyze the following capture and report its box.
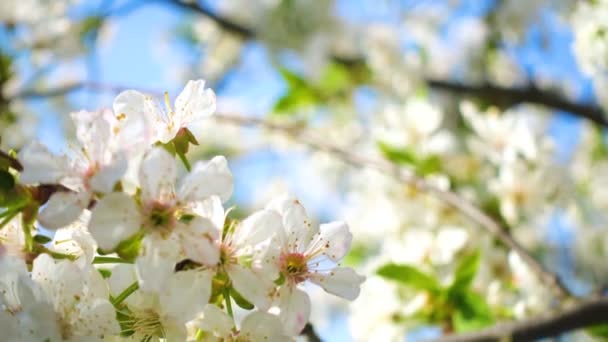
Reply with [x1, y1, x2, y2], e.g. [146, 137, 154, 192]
[301, 323, 322, 342]
[213, 113, 573, 300]
[159, 0, 253, 38]
[154, 1, 608, 128]
[426, 79, 608, 127]
[431, 297, 608, 342]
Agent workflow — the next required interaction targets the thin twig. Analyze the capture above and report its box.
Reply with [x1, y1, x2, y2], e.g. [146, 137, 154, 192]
[429, 297, 608, 342]
[214, 113, 573, 300]
[301, 323, 322, 342]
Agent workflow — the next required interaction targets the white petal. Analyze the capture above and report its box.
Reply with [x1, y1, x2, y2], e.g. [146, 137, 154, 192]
[176, 217, 220, 266]
[309, 267, 365, 300]
[32, 254, 83, 313]
[178, 156, 233, 203]
[38, 191, 89, 230]
[228, 264, 274, 311]
[241, 312, 293, 341]
[139, 147, 177, 204]
[113, 90, 155, 151]
[89, 192, 141, 251]
[135, 234, 180, 293]
[189, 196, 224, 231]
[234, 209, 282, 248]
[278, 286, 310, 335]
[72, 298, 120, 337]
[267, 196, 317, 252]
[196, 304, 233, 338]
[308, 221, 352, 262]
[160, 268, 214, 323]
[174, 79, 216, 127]
[18, 141, 69, 184]
[89, 152, 128, 193]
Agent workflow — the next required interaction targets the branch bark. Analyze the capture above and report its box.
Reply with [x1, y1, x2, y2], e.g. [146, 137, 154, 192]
[213, 113, 573, 300]
[427, 79, 608, 128]
[430, 297, 608, 342]
[160, 0, 253, 38]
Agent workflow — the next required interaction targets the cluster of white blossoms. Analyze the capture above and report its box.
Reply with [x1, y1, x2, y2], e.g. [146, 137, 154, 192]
[0, 79, 365, 340]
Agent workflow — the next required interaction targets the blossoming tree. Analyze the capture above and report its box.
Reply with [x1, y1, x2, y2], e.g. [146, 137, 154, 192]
[2, 0, 608, 341]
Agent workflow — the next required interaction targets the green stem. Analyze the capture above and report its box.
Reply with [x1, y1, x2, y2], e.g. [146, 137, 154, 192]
[0, 209, 19, 230]
[111, 281, 139, 306]
[93, 256, 132, 264]
[224, 288, 234, 319]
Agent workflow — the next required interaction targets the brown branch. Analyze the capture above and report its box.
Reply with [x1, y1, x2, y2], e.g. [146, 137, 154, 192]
[431, 297, 608, 342]
[214, 113, 573, 300]
[426, 79, 608, 127]
[10, 81, 161, 100]
[301, 323, 322, 342]
[159, 0, 253, 38]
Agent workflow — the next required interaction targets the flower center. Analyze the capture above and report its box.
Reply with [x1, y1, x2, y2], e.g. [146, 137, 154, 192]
[129, 309, 163, 338]
[280, 253, 308, 284]
[144, 202, 176, 233]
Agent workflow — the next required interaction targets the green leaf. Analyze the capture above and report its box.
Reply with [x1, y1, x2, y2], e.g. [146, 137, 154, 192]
[0, 170, 14, 190]
[587, 324, 608, 338]
[318, 62, 351, 94]
[451, 291, 494, 332]
[377, 141, 418, 165]
[377, 263, 440, 293]
[278, 68, 309, 89]
[33, 234, 52, 244]
[450, 250, 480, 294]
[230, 287, 254, 310]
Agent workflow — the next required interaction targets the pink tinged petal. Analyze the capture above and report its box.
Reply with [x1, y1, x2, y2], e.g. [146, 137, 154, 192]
[278, 286, 311, 335]
[38, 191, 90, 230]
[196, 304, 233, 338]
[241, 312, 293, 341]
[89, 192, 141, 251]
[177, 217, 220, 266]
[309, 267, 365, 300]
[159, 268, 214, 323]
[234, 209, 282, 248]
[308, 221, 352, 262]
[228, 264, 274, 311]
[139, 147, 177, 204]
[89, 152, 128, 193]
[135, 234, 180, 293]
[178, 156, 233, 203]
[174, 79, 216, 127]
[267, 196, 318, 252]
[18, 141, 69, 184]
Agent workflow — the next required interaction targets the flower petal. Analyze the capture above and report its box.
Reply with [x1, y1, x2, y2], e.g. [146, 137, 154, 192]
[174, 79, 216, 127]
[159, 268, 214, 323]
[89, 192, 141, 251]
[176, 216, 220, 266]
[234, 209, 282, 248]
[178, 156, 233, 203]
[309, 267, 365, 300]
[277, 286, 310, 335]
[18, 141, 69, 184]
[228, 264, 274, 311]
[38, 191, 89, 230]
[113, 90, 155, 151]
[241, 312, 293, 341]
[195, 304, 233, 338]
[89, 152, 128, 193]
[308, 221, 352, 262]
[267, 196, 318, 252]
[139, 147, 177, 204]
[135, 233, 180, 293]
